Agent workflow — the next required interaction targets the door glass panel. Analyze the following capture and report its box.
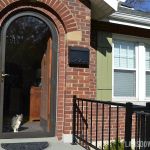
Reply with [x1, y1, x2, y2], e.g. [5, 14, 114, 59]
[3, 16, 51, 133]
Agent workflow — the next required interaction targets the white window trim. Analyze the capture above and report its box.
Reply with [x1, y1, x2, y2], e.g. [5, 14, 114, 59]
[138, 43, 146, 101]
[112, 34, 150, 102]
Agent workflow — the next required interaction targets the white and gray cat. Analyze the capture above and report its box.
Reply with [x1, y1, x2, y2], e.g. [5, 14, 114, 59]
[11, 114, 23, 132]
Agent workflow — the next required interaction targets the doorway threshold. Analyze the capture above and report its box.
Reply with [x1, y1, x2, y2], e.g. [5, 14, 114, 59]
[0, 137, 58, 143]
[0, 137, 86, 150]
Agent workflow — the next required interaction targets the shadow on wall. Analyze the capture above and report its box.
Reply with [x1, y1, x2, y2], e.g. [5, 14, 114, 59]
[96, 31, 112, 56]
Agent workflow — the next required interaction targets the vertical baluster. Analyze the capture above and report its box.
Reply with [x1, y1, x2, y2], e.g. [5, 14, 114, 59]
[90, 101, 93, 143]
[96, 103, 98, 148]
[145, 115, 147, 148]
[137, 113, 140, 150]
[116, 106, 119, 150]
[86, 101, 88, 148]
[102, 104, 104, 150]
[77, 100, 79, 139]
[72, 95, 76, 144]
[124, 102, 133, 150]
[140, 113, 145, 149]
[108, 105, 111, 150]
[146, 103, 150, 148]
[82, 100, 84, 145]
[139, 114, 142, 149]
[79, 100, 82, 144]
[135, 113, 138, 150]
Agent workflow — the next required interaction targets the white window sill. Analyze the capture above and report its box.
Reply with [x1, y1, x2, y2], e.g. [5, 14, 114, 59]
[112, 97, 150, 106]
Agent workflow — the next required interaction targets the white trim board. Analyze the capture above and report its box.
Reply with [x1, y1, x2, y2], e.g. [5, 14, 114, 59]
[101, 8, 150, 29]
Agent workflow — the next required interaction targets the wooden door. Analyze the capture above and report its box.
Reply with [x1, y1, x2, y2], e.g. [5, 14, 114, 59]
[40, 37, 52, 132]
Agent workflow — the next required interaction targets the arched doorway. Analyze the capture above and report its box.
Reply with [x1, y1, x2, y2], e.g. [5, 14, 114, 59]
[0, 12, 58, 138]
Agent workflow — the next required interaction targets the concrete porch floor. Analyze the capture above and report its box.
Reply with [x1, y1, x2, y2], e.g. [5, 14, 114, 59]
[0, 137, 85, 150]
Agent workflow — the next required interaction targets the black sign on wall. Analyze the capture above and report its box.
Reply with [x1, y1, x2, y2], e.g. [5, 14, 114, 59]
[68, 47, 89, 68]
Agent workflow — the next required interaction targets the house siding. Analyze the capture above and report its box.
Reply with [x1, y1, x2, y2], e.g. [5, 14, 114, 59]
[96, 31, 112, 100]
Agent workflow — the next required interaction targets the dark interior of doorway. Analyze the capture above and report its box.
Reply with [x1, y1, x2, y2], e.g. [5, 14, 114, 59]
[2, 16, 51, 133]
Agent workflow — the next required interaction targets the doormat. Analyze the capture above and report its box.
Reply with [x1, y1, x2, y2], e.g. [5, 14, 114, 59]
[1, 142, 49, 150]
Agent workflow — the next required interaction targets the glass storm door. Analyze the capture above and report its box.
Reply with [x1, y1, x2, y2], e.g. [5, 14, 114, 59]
[0, 15, 52, 135]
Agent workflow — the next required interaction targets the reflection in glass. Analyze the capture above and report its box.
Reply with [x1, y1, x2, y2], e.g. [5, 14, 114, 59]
[114, 40, 135, 69]
[3, 16, 50, 133]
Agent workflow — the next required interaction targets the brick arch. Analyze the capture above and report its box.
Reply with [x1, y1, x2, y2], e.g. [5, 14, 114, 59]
[0, 0, 78, 32]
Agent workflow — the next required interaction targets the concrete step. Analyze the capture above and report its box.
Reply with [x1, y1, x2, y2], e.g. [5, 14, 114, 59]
[45, 143, 85, 150]
[0, 137, 85, 150]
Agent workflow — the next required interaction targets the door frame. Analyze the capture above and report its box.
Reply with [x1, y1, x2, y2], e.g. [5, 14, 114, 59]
[0, 11, 58, 138]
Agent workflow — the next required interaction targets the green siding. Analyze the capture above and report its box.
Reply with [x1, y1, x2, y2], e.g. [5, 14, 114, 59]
[96, 31, 112, 100]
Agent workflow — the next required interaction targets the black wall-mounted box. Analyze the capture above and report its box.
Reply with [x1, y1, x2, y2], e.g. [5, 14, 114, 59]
[68, 47, 89, 68]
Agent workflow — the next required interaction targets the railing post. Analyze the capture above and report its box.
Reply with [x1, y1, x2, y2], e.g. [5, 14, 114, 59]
[125, 102, 133, 150]
[72, 95, 77, 145]
[146, 102, 150, 149]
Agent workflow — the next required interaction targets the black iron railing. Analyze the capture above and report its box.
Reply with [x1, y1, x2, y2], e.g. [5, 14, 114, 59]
[72, 95, 127, 150]
[72, 96, 150, 150]
[134, 103, 150, 150]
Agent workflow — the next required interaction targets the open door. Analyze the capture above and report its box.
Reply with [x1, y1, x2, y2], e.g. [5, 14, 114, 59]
[40, 37, 52, 132]
[0, 13, 58, 138]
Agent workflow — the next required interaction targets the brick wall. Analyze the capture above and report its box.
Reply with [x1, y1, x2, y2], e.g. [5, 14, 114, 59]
[0, 0, 96, 139]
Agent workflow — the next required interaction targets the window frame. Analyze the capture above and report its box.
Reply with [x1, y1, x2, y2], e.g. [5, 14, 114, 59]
[145, 45, 150, 99]
[112, 34, 150, 102]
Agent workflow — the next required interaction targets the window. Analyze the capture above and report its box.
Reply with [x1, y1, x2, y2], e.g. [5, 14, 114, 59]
[113, 36, 150, 101]
[146, 45, 150, 97]
[114, 40, 136, 97]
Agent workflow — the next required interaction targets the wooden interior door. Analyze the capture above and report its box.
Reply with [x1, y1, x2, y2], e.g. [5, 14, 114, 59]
[40, 37, 52, 132]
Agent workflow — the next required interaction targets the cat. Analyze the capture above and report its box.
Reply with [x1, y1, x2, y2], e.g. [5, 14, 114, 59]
[11, 114, 23, 132]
